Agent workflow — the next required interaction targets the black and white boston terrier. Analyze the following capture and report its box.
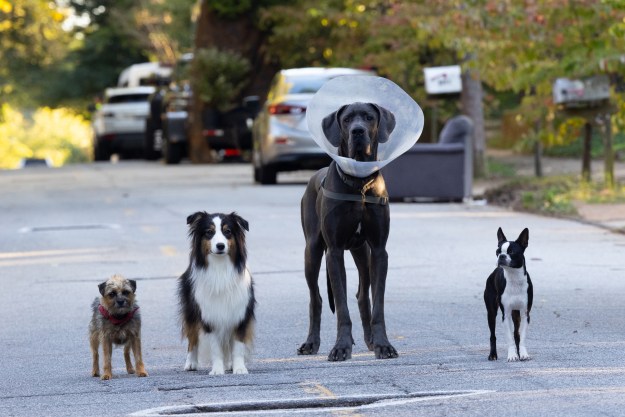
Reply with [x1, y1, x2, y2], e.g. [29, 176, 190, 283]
[483, 227, 533, 362]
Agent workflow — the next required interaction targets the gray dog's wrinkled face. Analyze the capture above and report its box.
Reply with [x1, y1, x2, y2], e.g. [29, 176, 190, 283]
[322, 102, 396, 163]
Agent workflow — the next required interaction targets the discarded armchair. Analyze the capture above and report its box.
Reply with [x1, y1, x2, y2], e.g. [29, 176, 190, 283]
[381, 115, 474, 201]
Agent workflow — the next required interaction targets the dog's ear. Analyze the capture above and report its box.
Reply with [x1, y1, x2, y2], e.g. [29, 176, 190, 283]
[186, 211, 206, 226]
[516, 228, 529, 249]
[497, 227, 507, 244]
[370, 104, 396, 143]
[322, 105, 347, 147]
[98, 281, 107, 296]
[229, 212, 249, 232]
[128, 279, 137, 293]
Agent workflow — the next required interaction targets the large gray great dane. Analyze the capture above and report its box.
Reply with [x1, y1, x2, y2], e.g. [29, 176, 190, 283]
[298, 102, 399, 361]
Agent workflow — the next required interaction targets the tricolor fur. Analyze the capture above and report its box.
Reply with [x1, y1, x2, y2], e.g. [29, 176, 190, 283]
[483, 227, 533, 362]
[178, 211, 255, 375]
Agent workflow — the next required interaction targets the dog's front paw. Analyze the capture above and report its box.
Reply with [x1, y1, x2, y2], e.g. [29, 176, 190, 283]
[209, 363, 225, 375]
[297, 341, 319, 355]
[184, 358, 198, 371]
[519, 347, 530, 361]
[101, 373, 112, 380]
[488, 352, 498, 361]
[137, 370, 148, 377]
[507, 347, 520, 362]
[374, 343, 399, 360]
[233, 366, 248, 375]
[328, 345, 352, 362]
[91, 370, 100, 377]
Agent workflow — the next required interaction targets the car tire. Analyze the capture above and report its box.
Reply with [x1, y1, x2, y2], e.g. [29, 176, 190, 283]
[163, 139, 183, 164]
[93, 140, 110, 162]
[258, 163, 277, 185]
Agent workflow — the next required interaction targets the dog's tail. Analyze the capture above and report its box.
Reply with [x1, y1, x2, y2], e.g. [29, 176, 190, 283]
[326, 256, 335, 314]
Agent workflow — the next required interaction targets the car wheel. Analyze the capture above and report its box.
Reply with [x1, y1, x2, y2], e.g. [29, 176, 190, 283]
[258, 163, 277, 185]
[163, 139, 183, 164]
[93, 140, 110, 162]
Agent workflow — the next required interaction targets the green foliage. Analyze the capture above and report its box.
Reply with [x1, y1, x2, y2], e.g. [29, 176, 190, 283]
[0, 0, 71, 106]
[486, 175, 625, 217]
[190, 48, 251, 111]
[0, 104, 92, 169]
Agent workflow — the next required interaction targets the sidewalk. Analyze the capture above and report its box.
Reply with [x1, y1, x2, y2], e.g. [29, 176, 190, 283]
[475, 150, 625, 233]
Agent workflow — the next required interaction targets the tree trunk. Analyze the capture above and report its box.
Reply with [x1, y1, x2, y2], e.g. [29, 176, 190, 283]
[603, 114, 615, 188]
[582, 122, 592, 182]
[190, 2, 279, 163]
[533, 119, 543, 177]
[461, 70, 487, 178]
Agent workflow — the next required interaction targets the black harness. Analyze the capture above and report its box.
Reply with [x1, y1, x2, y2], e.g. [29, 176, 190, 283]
[321, 165, 388, 205]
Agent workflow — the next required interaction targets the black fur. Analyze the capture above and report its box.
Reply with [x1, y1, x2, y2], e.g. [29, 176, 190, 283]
[299, 102, 398, 362]
[484, 227, 533, 361]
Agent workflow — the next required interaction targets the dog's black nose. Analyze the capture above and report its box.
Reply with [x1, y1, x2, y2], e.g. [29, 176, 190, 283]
[351, 127, 365, 136]
[216, 243, 225, 251]
[116, 300, 125, 307]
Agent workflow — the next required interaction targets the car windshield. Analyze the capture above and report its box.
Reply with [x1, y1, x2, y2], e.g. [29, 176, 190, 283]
[286, 76, 336, 94]
[107, 94, 150, 104]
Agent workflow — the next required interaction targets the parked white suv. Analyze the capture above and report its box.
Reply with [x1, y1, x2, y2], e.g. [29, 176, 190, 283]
[92, 86, 155, 161]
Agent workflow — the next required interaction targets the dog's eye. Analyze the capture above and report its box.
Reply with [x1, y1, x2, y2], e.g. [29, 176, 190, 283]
[496, 249, 501, 256]
[343, 117, 352, 123]
[205, 230, 215, 238]
[122, 290, 130, 296]
[108, 291, 116, 298]
[366, 115, 374, 121]
[223, 229, 232, 238]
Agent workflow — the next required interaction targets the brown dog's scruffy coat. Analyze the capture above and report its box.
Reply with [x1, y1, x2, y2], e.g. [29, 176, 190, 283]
[89, 274, 147, 380]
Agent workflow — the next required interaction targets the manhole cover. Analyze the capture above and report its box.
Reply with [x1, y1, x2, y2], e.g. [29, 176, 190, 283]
[132, 390, 491, 416]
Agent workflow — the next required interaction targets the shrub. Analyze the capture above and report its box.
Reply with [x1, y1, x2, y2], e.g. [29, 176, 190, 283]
[0, 104, 92, 169]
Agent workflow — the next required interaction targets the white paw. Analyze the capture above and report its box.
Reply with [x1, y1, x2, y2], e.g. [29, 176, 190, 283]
[184, 360, 198, 371]
[507, 347, 519, 362]
[209, 364, 225, 375]
[233, 366, 248, 375]
[519, 347, 530, 361]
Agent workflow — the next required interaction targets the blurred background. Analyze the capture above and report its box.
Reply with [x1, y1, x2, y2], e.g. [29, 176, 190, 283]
[1, 0, 625, 189]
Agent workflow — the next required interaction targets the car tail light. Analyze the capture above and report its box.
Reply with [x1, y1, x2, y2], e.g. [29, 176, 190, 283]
[268, 104, 306, 115]
[223, 149, 241, 157]
[100, 134, 116, 141]
[202, 129, 224, 137]
[273, 136, 293, 145]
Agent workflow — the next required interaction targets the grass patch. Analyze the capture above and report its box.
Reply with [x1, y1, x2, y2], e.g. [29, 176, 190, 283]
[486, 157, 517, 179]
[485, 176, 625, 218]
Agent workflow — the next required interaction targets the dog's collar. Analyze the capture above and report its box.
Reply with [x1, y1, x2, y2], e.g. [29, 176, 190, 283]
[321, 166, 388, 205]
[335, 164, 377, 190]
[98, 304, 139, 326]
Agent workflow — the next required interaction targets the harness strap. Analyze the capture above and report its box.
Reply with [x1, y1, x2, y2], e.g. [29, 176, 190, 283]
[321, 177, 388, 205]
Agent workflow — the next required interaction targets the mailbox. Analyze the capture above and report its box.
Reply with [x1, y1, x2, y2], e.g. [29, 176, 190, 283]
[553, 75, 610, 108]
[424, 66, 462, 95]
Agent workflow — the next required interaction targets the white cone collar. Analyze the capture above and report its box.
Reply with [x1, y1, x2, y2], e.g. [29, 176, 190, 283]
[307, 75, 424, 177]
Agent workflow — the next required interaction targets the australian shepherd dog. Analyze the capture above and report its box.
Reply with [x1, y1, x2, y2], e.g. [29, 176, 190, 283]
[178, 211, 255, 375]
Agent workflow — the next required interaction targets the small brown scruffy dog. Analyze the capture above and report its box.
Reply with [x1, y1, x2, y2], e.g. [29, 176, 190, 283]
[89, 274, 148, 380]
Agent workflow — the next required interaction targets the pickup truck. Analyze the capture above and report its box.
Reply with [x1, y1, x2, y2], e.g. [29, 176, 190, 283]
[92, 86, 155, 161]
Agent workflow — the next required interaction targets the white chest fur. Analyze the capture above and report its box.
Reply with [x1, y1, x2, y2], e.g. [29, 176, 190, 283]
[190, 256, 251, 332]
[500, 267, 529, 312]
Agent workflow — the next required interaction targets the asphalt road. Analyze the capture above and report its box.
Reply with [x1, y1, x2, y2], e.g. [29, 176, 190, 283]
[1, 161, 625, 417]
